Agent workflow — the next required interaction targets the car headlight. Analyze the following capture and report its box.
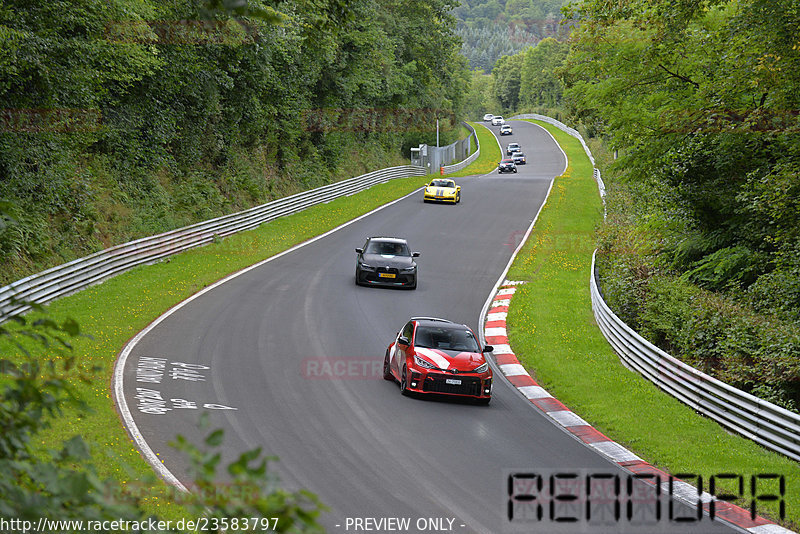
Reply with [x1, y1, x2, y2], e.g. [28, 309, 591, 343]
[414, 355, 436, 369]
[359, 262, 375, 270]
[473, 362, 489, 373]
[400, 266, 416, 273]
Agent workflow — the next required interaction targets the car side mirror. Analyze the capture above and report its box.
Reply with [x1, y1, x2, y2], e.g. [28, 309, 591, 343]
[398, 336, 410, 346]
[355, 248, 364, 254]
[412, 252, 420, 258]
[483, 345, 494, 353]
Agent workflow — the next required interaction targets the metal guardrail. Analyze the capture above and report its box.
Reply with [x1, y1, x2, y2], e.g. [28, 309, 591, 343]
[442, 122, 480, 174]
[591, 251, 800, 461]
[0, 165, 426, 320]
[516, 113, 800, 461]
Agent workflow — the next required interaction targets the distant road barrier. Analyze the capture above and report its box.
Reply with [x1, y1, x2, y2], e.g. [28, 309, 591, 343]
[513, 113, 800, 461]
[0, 165, 426, 320]
[511, 113, 605, 206]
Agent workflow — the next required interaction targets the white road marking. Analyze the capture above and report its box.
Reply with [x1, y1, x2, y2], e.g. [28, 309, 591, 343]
[499, 363, 527, 376]
[484, 327, 507, 337]
[590, 441, 642, 463]
[518, 385, 551, 400]
[548, 410, 589, 427]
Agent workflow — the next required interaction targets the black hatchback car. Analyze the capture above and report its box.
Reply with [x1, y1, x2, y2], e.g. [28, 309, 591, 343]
[355, 237, 420, 289]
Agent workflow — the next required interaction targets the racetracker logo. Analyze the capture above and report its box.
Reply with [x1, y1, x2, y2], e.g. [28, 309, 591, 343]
[104, 19, 259, 45]
[659, 109, 800, 134]
[302, 358, 383, 380]
[0, 108, 102, 133]
[301, 108, 456, 133]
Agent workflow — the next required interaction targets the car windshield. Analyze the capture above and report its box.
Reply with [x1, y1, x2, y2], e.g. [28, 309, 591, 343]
[365, 240, 409, 256]
[430, 180, 454, 188]
[415, 326, 480, 352]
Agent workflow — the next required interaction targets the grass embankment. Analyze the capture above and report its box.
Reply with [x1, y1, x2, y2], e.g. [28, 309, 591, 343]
[1, 173, 431, 518]
[505, 120, 800, 529]
[446, 122, 501, 177]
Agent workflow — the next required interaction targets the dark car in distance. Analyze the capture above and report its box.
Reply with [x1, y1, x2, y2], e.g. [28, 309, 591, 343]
[498, 159, 517, 173]
[355, 237, 419, 289]
[512, 152, 526, 165]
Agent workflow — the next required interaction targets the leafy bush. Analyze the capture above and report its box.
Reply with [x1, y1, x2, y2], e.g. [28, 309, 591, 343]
[0, 299, 324, 531]
[599, 250, 800, 412]
[597, 175, 800, 412]
[0, 0, 469, 286]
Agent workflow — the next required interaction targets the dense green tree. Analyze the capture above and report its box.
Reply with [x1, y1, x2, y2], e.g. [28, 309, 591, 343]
[563, 0, 800, 293]
[0, 0, 471, 525]
[462, 69, 498, 119]
[453, 0, 570, 71]
[491, 52, 525, 112]
[519, 36, 567, 109]
[0, 0, 470, 284]
[566, 0, 800, 407]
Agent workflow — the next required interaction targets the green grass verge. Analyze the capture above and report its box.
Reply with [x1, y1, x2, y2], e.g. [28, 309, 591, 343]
[446, 122, 501, 177]
[506, 120, 800, 530]
[1, 173, 430, 518]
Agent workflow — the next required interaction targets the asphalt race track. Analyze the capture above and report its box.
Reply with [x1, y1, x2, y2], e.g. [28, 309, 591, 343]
[119, 121, 738, 533]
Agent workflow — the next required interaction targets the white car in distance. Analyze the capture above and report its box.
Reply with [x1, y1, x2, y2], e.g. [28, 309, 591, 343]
[491, 116, 505, 126]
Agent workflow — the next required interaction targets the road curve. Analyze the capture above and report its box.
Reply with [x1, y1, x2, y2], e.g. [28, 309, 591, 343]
[119, 121, 737, 533]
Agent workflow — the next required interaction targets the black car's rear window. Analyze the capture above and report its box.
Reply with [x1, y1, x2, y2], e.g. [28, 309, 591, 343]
[414, 326, 480, 352]
[366, 240, 410, 256]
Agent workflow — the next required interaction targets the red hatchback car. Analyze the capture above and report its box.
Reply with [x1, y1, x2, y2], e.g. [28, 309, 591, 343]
[383, 317, 493, 404]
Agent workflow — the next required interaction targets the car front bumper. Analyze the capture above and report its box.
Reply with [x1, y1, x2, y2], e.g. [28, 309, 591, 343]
[405, 369, 492, 399]
[357, 268, 416, 287]
[424, 193, 458, 203]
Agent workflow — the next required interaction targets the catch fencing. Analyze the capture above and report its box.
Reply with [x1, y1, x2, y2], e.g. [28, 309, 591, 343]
[441, 122, 480, 174]
[513, 113, 800, 461]
[413, 122, 479, 174]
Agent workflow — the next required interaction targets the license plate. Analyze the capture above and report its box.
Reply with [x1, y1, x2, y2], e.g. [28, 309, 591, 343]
[445, 379, 462, 385]
[378, 273, 396, 279]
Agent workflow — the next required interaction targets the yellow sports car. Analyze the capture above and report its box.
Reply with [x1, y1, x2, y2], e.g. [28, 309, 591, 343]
[423, 178, 461, 204]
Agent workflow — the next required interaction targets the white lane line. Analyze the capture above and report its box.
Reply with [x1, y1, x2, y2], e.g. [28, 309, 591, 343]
[113, 182, 429, 490]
